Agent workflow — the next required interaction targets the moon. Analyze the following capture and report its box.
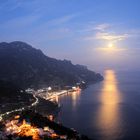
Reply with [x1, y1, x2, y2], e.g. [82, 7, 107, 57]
[108, 43, 114, 48]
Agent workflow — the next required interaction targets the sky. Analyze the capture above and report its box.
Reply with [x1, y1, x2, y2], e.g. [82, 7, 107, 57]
[1, 0, 140, 72]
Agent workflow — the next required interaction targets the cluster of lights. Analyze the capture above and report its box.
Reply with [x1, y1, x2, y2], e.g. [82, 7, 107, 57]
[4, 116, 66, 140]
[0, 87, 81, 139]
[5, 118, 40, 140]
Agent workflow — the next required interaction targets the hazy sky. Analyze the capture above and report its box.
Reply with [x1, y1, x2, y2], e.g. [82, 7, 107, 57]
[1, 0, 140, 72]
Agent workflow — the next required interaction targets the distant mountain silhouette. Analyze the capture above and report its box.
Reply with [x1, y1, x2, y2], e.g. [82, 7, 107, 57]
[0, 41, 103, 89]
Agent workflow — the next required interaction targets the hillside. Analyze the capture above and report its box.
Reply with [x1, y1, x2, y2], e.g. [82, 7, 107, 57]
[0, 41, 103, 89]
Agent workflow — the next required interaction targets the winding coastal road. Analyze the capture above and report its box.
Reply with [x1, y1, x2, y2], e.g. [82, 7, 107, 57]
[0, 94, 39, 121]
[0, 89, 72, 122]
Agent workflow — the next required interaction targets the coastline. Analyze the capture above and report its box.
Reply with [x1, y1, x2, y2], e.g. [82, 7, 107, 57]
[0, 80, 103, 139]
[0, 90, 91, 139]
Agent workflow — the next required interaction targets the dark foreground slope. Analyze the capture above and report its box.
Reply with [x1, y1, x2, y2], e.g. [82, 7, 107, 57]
[0, 80, 34, 114]
[0, 41, 103, 89]
[0, 110, 91, 140]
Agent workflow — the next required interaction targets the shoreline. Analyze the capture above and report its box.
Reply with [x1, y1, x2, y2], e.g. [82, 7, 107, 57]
[0, 90, 91, 139]
[0, 110, 91, 140]
[0, 81, 102, 139]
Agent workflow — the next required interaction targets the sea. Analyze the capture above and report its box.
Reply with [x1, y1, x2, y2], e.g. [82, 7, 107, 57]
[56, 70, 140, 140]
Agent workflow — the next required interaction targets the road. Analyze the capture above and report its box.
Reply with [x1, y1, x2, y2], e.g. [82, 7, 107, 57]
[0, 94, 39, 121]
[0, 89, 72, 121]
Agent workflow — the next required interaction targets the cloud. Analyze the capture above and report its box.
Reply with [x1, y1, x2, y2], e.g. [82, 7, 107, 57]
[85, 32, 128, 42]
[77, 23, 110, 33]
[0, 0, 33, 12]
[94, 23, 110, 31]
[97, 47, 127, 52]
[83, 22, 128, 42]
[46, 14, 77, 26]
[0, 14, 40, 29]
[95, 32, 128, 41]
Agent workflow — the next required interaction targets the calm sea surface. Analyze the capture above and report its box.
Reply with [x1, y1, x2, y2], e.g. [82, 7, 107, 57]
[56, 70, 140, 140]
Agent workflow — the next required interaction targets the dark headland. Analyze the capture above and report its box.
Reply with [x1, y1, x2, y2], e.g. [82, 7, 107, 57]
[0, 41, 103, 89]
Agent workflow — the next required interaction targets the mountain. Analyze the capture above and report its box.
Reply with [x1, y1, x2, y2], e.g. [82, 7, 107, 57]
[0, 80, 20, 96]
[0, 41, 103, 89]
